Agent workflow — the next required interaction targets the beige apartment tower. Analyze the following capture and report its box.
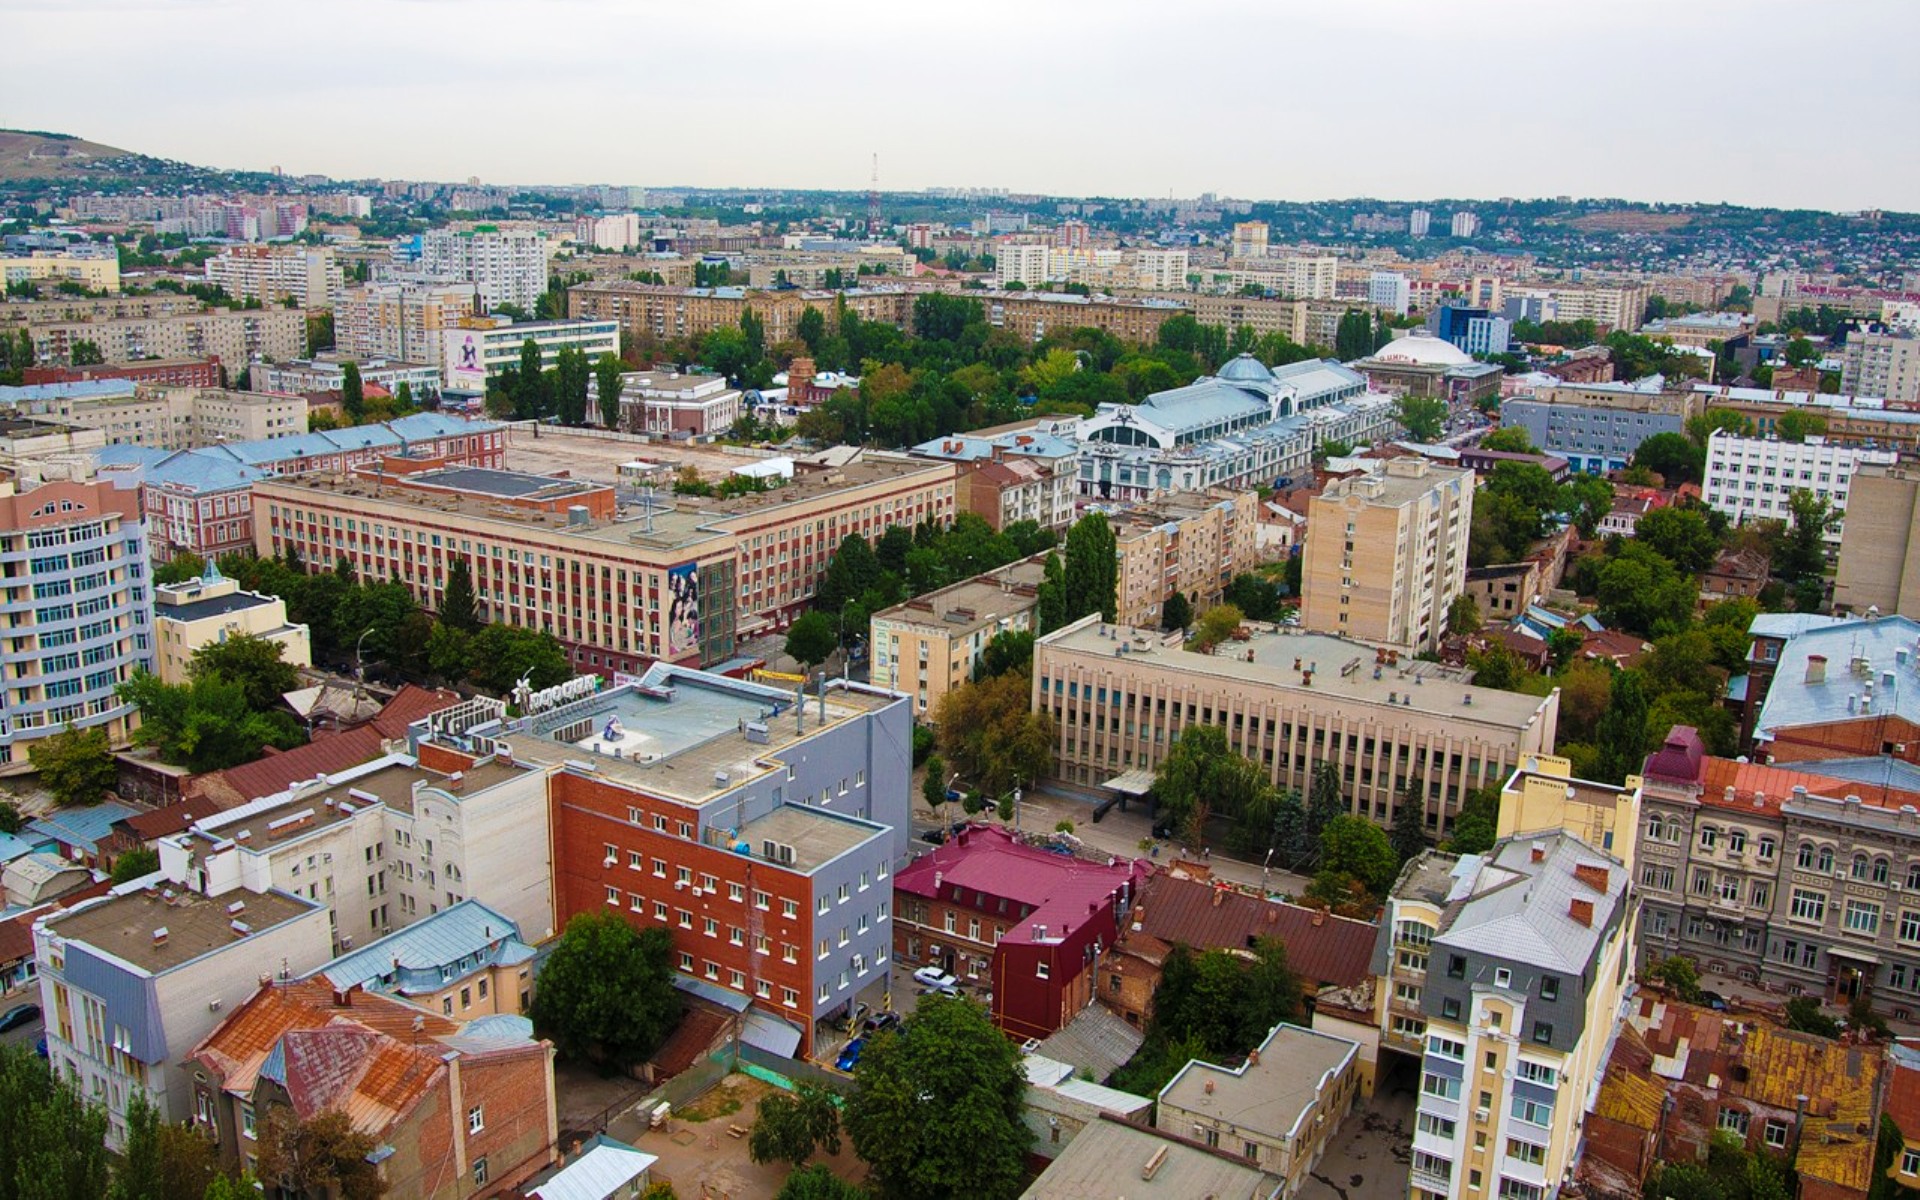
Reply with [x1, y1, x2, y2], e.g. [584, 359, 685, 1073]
[1301, 458, 1473, 652]
[1833, 463, 1920, 617]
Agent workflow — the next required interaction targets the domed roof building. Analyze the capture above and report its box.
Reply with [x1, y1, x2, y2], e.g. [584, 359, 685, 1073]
[1372, 332, 1474, 367]
[1216, 353, 1277, 386]
[1352, 331, 1504, 411]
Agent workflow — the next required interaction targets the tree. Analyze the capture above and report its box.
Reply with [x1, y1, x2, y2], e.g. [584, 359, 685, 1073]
[1684, 409, 1753, 446]
[595, 352, 625, 428]
[785, 611, 837, 669]
[1593, 669, 1651, 785]
[1161, 590, 1192, 632]
[1447, 594, 1482, 636]
[1783, 336, 1820, 367]
[0, 801, 19, 835]
[531, 913, 680, 1069]
[340, 362, 365, 425]
[71, 339, 104, 366]
[1189, 604, 1244, 652]
[796, 307, 827, 353]
[29, 722, 118, 805]
[843, 995, 1029, 1200]
[1633, 431, 1704, 486]
[110, 846, 160, 885]
[0, 1043, 111, 1200]
[1776, 487, 1838, 586]
[554, 346, 591, 425]
[977, 630, 1033, 679]
[110, 1090, 165, 1200]
[817, 535, 883, 615]
[933, 672, 1054, 800]
[117, 671, 305, 772]
[466, 625, 571, 694]
[1776, 408, 1827, 443]
[255, 1108, 387, 1200]
[1305, 763, 1345, 847]
[1783, 997, 1840, 1038]
[1479, 426, 1535, 453]
[154, 552, 207, 585]
[1394, 394, 1448, 442]
[1648, 955, 1706, 1003]
[775, 1165, 868, 1200]
[1446, 786, 1501, 854]
[438, 558, 480, 633]
[1035, 552, 1068, 633]
[1635, 506, 1721, 574]
[188, 632, 299, 712]
[1222, 573, 1282, 621]
[749, 1083, 843, 1168]
[1392, 781, 1427, 863]
[1320, 815, 1399, 898]
[1062, 514, 1118, 624]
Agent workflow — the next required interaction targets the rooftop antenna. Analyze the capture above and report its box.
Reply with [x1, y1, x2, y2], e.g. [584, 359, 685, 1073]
[867, 153, 881, 241]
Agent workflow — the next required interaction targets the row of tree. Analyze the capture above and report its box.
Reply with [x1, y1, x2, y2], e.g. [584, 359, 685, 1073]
[481, 338, 626, 427]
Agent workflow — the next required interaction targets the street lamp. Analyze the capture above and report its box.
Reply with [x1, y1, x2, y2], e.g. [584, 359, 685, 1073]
[354, 626, 376, 696]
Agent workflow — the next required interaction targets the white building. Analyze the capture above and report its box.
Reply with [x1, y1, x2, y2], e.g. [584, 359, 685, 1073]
[997, 243, 1051, 289]
[413, 228, 554, 312]
[1409, 209, 1432, 239]
[442, 318, 619, 391]
[203, 245, 344, 310]
[1450, 211, 1480, 239]
[574, 213, 643, 252]
[1464, 316, 1512, 356]
[1273, 255, 1338, 299]
[1701, 430, 1898, 545]
[1370, 271, 1412, 316]
[1840, 329, 1920, 404]
[1134, 249, 1190, 292]
[615, 369, 743, 436]
[254, 354, 443, 402]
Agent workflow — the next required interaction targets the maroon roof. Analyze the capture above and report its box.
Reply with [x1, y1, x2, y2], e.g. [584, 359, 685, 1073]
[191, 725, 388, 807]
[370, 685, 461, 740]
[116, 795, 229, 841]
[1127, 873, 1376, 989]
[0, 911, 36, 966]
[893, 825, 1150, 948]
[1643, 726, 1706, 784]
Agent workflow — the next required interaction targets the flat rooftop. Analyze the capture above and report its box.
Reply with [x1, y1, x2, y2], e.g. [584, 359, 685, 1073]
[1042, 620, 1551, 731]
[155, 587, 277, 623]
[872, 558, 1045, 635]
[391, 465, 608, 502]
[48, 883, 317, 974]
[1161, 1023, 1356, 1141]
[502, 672, 895, 806]
[1021, 1118, 1278, 1200]
[188, 755, 530, 847]
[735, 804, 880, 873]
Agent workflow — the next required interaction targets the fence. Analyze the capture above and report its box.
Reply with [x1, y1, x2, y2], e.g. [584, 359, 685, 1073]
[737, 1042, 849, 1093]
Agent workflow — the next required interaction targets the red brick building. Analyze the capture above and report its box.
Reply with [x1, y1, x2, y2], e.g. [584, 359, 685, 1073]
[188, 978, 558, 1199]
[23, 356, 224, 388]
[891, 825, 1149, 1043]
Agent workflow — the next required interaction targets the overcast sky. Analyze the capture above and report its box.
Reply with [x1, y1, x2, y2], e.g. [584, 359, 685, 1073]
[6, 0, 1917, 212]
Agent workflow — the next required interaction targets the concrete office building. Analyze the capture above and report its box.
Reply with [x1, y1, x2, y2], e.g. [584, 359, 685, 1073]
[1032, 615, 1558, 838]
[441, 317, 619, 392]
[1701, 431, 1896, 546]
[1834, 464, 1920, 617]
[203, 245, 343, 309]
[1370, 271, 1412, 316]
[4, 384, 308, 451]
[1502, 380, 1697, 475]
[334, 281, 480, 367]
[1301, 457, 1473, 652]
[527, 665, 911, 1059]
[152, 562, 310, 685]
[1464, 316, 1511, 357]
[1840, 330, 1920, 404]
[32, 878, 334, 1144]
[0, 474, 154, 773]
[253, 452, 956, 673]
[869, 556, 1047, 718]
[253, 354, 443, 402]
[21, 308, 307, 368]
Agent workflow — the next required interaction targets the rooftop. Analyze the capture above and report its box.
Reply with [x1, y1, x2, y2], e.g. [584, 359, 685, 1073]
[1751, 615, 1920, 742]
[1160, 1022, 1357, 1142]
[153, 586, 278, 624]
[377, 464, 606, 503]
[1040, 618, 1553, 733]
[1020, 1116, 1280, 1200]
[1125, 872, 1376, 989]
[871, 556, 1047, 637]
[1315, 456, 1470, 509]
[1435, 831, 1627, 974]
[46, 882, 319, 975]
[891, 824, 1148, 948]
[527, 1134, 659, 1200]
[314, 899, 533, 997]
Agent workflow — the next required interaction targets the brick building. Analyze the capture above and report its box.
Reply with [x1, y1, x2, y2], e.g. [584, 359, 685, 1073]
[22, 357, 224, 389]
[891, 825, 1149, 1042]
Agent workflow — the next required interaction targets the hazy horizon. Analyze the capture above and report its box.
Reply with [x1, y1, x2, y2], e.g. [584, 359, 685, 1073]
[6, 0, 1917, 213]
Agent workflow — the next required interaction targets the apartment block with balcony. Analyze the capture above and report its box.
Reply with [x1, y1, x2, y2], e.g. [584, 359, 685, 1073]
[0, 475, 154, 773]
[869, 556, 1046, 718]
[1111, 489, 1259, 630]
[1301, 457, 1473, 653]
[1702, 431, 1896, 547]
[203, 245, 344, 309]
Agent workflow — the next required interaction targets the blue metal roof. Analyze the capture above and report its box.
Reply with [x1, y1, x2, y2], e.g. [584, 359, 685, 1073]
[143, 449, 265, 492]
[0, 832, 35, 865]
[24, 802, 138, 855]
[1137, 379, 1268, 435]
[1795, 754, 1920, 793]
[0, 379, 137, 403]
[314, 899, 530, 995]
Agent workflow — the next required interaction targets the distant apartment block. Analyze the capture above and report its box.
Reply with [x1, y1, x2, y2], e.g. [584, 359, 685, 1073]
[403, 226, 554, 312]
[869, 555, 1047, 717]
[1840, 329, 1920, 404]
[997, 243, 1051, 288]
[1834, 464, 1920, 616]
[334, 280, 479, 367]
[21, 357, 224, 390]
[0, 250, 120, 293]
[203, 244, 344, 309]
[1701, 431, 1896, 545]
[1370, 271, 1412, 316]
[20, 307, 307, 368]
[253, 353, 443, 401]
[1449, 211, 1479, 239]
[0, 380, 306, 450]
[1231, 221, 1270, 259]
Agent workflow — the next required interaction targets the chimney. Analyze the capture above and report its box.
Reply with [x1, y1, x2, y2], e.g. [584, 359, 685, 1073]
[1806, 654, 1828, 684]
[1569, 898, 1594, 927]
[1573, 864, 1610, 892]
[1248, 1048, 1260, 1066]
[1204, 1079, 1215, 1095]
[151, 927, 169, 947]
[1531, 845, 1546, 863]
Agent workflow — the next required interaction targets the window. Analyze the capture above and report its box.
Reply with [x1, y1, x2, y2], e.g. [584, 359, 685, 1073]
[1413, 1151, 1454, 1182]
[1442, 997, 1462, 1020]
[1511, 1096, 1552, 1126]
[605, 886, 619, 907]
[1422, 1073, 1461, 1101]
[241, 1102, 256, 1139]
[1903, 1149, 1920, 1177]
[1758, 837, 1776, 861]
[1877, 859, 1893, 884]
[1718, 1108, 1749, 1136]
[1531, 1022, 1553, 1044]
[1799, 843, 1816, 869]
[468, 1105, 484, 1134]
[1765, 1120, 1789, 1150]
[1499, 1180, 1543, 1200]
[1900, 912, 1920, 945]
[473, 1158, 489, 1187]
[1790, 889, 1827, 923]
[1516, 1061, 1556, 1087]
[1820, 847, 1836, 872]
[1037, 961, 1051, 980]
[1447, 955, 1466, 979]
[1506, 1139, 1546, 1166]
[1539, 976, 1559, 1001]
[1699, 825, 1718, 850]
[1728, 829, 1747, 854]
[1494, 967, 1512, 988]
[1845, 900, 1881, 936]
[1428, 1034, 1466, 1061]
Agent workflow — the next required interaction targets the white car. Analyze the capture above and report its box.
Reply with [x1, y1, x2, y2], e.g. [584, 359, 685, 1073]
[912, 966, 957, 989]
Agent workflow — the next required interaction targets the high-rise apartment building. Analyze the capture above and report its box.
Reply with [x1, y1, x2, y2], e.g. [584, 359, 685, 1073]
[1409, 209, 1432, 239]
[1274, 255, 1339, 300]
[997, 243, 1052, 288]
[1231, 221, 1270, 259]
[1450, 211, 1480, 239]
[1702, 431, 1896, 546]
[0, 474, 154, 773]
[203, 245, 343, 309]
[334, 281, 480, 367]
[1134, 248, 1190, 291]
[1370, 271, 1412, 316]
[1840, 329, 1920, 404]
[21, 309, 306, 367]
[1834, 463, 1920, 616]
[0, 250, 120, 294]
[574, 213, 643, 251]
[1301, 457, 1473, 652]
[410, 227, 554, 312]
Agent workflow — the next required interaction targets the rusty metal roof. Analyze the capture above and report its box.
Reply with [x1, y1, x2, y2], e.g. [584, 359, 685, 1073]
[1126, 872, 1377, 989]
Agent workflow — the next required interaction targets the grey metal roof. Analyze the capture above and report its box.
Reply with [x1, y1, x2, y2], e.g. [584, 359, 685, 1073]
[529, 1134, 658, 1200]
[1752, 616, 1920, 739]
[1794, 755, 1920, 794]
[155, 589, 277, 624]
[313, 900, 529, 994]
[1020, 1119, 1281, 1200]
[1435, 832, 1626, 974]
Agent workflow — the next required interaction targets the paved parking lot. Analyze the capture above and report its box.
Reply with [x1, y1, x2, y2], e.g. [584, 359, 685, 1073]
[1298, 1057, 1416, 1200]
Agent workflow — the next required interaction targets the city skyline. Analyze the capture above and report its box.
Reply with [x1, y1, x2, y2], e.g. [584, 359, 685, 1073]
[6, 0, 1918, 213]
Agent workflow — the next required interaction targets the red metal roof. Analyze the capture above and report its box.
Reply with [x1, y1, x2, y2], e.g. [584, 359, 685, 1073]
[1125, 873, 1377, 989]
[116, 795, 230, 841]
[893, 825, 1149, 947]
[190, 726, 388, 807]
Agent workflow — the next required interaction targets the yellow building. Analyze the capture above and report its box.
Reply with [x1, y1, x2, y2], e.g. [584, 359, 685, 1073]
[869, 556, 1046, 719]
[1112, 490, 1259, 629]
[152, 565, 311, 685]
[1, 252, 120, 294]
[1301, 458, 1474, 653]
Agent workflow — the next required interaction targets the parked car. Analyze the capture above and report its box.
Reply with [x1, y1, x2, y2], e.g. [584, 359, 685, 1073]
[912, 966, 957, 989]
[0, 1004, 39, 1034]
[922, 983, 962, 998]
[835, 1038, 865, 1072]
[862, 1012, 901, 1036]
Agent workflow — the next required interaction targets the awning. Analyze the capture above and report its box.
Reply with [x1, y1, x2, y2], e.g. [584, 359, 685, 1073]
[1103, 769, 1155, 796]
[1829, 947, 1881, 965]
[672, 974, 749, 1012]
[741, 1010, 804, 1058]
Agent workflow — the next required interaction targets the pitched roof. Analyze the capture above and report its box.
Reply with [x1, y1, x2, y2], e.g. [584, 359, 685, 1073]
[24, 802, 138, 855]
[1436, 832, 1626, 974]
[1032, 1003, 1144, 1082]
[314, 900, 531, 997]
[529, 1134, 658, 1200]
[1127, 873, 1376, 989]
[891, 825, 1149, 948]
[115, 795, 230, 842]
[370, 684, 461, 739]
[189, 725, 388, 807]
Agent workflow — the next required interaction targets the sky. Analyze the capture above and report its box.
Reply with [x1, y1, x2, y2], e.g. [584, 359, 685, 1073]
[5, 0, 1919, 213]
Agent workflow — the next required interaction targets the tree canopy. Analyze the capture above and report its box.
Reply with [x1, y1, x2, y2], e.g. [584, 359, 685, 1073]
[530, 913, 681, 1069]
[933, 671, 1054, 800]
